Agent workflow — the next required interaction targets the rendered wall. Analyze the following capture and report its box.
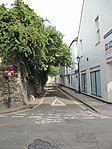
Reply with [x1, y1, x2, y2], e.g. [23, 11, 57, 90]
[77, 0, 112, 102]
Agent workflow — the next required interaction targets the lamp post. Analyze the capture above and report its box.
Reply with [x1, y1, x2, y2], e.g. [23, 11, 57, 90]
[76, 56, 82, 93]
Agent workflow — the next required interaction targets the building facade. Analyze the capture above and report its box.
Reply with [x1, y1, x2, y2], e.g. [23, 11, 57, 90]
[56, 39, 78, 91]
[77, 0, 112, 102]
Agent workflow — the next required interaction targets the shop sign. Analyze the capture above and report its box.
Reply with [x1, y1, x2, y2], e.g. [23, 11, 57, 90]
[105, 40, 112, 59]
[105, 40, 112, 51]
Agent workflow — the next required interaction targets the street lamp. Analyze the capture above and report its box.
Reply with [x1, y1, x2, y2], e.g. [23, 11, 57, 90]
[76, 56, 82, 93]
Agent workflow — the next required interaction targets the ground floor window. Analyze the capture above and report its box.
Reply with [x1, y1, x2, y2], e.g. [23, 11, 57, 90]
[90, 70, 101, 97]
[67, 75, 70, 84]
[81, 73, 87, 92]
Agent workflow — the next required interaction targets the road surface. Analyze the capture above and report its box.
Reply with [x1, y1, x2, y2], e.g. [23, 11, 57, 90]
[0, 83, 112, 149]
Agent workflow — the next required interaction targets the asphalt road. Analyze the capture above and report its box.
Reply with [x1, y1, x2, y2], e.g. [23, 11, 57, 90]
[0, 83, 112, 149]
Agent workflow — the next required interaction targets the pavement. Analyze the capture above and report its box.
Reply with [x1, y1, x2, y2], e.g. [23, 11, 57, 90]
[0, 103, 27, 115]
[58, 85, 112, 117]
[1, 84, 112, 117]
[0, 97, 43, 115]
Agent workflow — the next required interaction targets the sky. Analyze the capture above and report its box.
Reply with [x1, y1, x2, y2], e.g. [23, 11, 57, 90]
[0, 0, 83, 46]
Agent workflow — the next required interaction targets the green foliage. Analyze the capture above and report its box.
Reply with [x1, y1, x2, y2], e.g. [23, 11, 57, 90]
[44, 26, 71, 67]
[49, 66, 59, 77]
[0, 0, 47, 80]
[0, 0, 71, 94]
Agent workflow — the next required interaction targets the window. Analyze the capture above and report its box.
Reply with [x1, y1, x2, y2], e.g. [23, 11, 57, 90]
[67, 75, 70, 84]
[95, 16, 100, 44]
[81, 73, 87, 92]
[90, 70, 101, 97]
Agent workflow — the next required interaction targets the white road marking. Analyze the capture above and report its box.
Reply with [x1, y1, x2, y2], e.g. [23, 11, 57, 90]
[51, 99, 66, 106]
[47, 116, 60, 119]
[48, 114, 54, 116]
[35, 119, 61, 124]
[31, 113, 43, 116]
[35, 120, 45, 124]
[57, 87, 87, 110]
[12, 115, 24, 118]
[46, 120, 61, 123]
[55, 114, 60, 116]
[82, 117, 95, 119]
[29, 116, 42, 119]
[64, 114, 75, 116]
[37, 114, 43, 116]
[1, 109, 111, 122]
[100, 115, 112, 119]
[15, 113, 26, 116]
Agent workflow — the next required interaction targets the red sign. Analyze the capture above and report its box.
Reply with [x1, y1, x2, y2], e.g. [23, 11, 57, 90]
[105, 43, 108, 51]
[4, 67, 14, 77]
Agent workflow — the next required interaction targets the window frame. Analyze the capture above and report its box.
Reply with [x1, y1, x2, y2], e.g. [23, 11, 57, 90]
[90, 70, 101, 97]
[81, 73, 87, 93]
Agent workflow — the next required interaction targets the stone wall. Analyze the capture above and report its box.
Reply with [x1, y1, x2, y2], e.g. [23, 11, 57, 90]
[0, 70, 29, 105]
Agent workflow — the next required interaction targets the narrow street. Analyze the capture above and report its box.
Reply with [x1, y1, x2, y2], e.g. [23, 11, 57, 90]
[0, 83, 112, 149]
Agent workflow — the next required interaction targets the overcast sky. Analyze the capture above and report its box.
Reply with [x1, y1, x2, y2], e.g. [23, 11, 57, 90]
[0, 0, 83, 45]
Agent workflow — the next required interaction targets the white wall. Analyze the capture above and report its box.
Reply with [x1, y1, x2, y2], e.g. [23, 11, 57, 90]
[67, 41, 78, 90]
[77, 0, 112, 102]
[56, 39, 79, 91]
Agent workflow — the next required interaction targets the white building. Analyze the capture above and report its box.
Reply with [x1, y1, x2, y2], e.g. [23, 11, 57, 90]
[56, 38, 78, 91]
[67, 38, 78, 90]
[77, 0, 112, 102]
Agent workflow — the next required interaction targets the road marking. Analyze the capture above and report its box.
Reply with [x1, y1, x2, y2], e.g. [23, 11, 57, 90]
[51, 99, 66, 106]
[64, 117, 75, 119]
[64, 114, 75, 116]
[12, 115, 24, 118]
[35, 119, 61, 124]
[47, 116, 60, 119]
[15, 113, 26, 116]
[37, 114, 43, 116]
[57, 87, 87, 110]
[29, 116, 42, 119]
[48, 114, 54, 116]
[100, 115, 112, 119]
[46, 120, 61, 123]
[82, 117, 95, 119]
[35, 120, 45, 124]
